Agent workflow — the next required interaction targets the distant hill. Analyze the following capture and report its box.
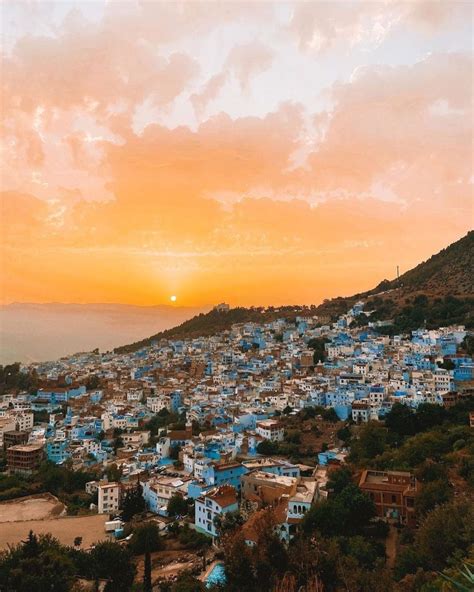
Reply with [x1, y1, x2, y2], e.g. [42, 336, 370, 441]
[115, 232, 474, 353]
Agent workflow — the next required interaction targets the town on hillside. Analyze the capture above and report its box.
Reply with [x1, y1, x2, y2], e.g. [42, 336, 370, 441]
[0, 300, 473, 591]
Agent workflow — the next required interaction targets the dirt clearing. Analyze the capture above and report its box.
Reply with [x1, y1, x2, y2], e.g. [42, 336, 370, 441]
[0, 493, 65, 523]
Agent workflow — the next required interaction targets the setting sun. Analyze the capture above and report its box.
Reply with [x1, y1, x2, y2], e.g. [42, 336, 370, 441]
[170, 295, 177, 303]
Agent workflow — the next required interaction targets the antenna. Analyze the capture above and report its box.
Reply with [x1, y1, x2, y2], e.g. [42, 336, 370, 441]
[397, 265, 400, 281]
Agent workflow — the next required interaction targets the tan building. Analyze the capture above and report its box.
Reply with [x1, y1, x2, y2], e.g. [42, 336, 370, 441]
[0, 417, 16, 448]
[242, 471, 297, 506]
[7, 443, 44, 476]
[3, 430, 29, 451]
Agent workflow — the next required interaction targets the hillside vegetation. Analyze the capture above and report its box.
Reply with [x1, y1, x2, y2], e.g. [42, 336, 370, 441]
[371, 231, 473, 296]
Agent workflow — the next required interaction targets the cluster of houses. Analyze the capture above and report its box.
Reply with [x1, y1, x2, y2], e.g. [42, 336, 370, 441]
[1, 301, 472, 540]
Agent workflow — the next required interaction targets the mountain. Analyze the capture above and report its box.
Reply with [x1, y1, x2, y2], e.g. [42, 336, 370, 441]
[115, 232, 474, 353]
[370, 230, 474, 297]
[0, 303, 209, 364]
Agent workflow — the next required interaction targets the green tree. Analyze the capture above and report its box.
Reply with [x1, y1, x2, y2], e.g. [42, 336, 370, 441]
[322, 407, 339, 423]
[256, 439, 279, 455]
[85, 374, 100, 390]
[326, 466, 353, 495]
[0, 533, 75, 592]
[105, 462, 122, 482]
[222, 531, 255, 592]
[385, 403, 416, 439]
[336, 425, 352, 445]
[307, 337, 329, 364]
[130, 522, 163, 592]
[171, 573, 205, 592]
[90, 540, 136, 592]
[395, 500, 473, 578]
[415, 402, 447, 431]
[214, 511, 244, 537]
[350, 422, 388, 463]
[121, 481, 145, 522]
[414, 479, 452, 517]
[167, 493, 188, 517]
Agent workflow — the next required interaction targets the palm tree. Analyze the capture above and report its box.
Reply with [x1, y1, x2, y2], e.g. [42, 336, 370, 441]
[439, 563, 474, 591]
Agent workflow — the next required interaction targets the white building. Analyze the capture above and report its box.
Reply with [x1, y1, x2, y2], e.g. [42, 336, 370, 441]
[256, 419, 284, 442]
[195, 485, 238, 538]
[98, 482, 121, 515]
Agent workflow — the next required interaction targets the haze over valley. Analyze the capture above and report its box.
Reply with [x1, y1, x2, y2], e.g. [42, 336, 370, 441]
[0, 303, 208, 364]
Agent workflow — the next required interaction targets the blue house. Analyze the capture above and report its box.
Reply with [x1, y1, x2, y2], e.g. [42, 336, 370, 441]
[46, 439, 70, 464]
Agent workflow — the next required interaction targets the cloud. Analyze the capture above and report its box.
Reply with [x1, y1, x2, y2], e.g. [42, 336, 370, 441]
[288, 0, 472, 51]
[306, 52, 473, 212]
[1, 2, 472, 305]
[191, 41, 275, 117]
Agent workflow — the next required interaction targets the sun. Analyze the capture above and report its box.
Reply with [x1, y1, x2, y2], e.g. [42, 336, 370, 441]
[170, 295, 177, 302]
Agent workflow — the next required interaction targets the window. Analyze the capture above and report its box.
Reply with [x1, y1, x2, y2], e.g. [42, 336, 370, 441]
[391, 495, 397, 503]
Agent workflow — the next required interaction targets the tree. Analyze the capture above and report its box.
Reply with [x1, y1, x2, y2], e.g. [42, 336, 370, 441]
[113, 436, 124, 454]
[256, 439, 279, 455]
[170, 444, 181, 460]
[105, 463, 122, 482]
[121, 481, 145, 522]
[415, 402, 447, 432]
[414, 479, 452, 516]
[307, 337, 329, 364]
[222, 531, 256, 592]
[90, 540, 136, 592]
[350, 422, 388, 463]
[214, 511, 244, 537]
[171, 573, 205, 592]
[326, 466, 353, 495]
[322, 407, 339, 423]
[130, 522, 163, 555]
[0, 533, 75, 592]
[85, 374, 100, 390]
[167, 493, 188, 517]
[438, 358, 455, 370]
[130, 522, 163, 592]
[384, 403, 416, 439]
[302, 484, 375, 538]
[336, 425, 352, 445]
[461, 334, 474, 355]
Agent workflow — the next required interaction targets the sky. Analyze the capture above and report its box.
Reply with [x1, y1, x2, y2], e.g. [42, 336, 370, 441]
[1, 0, 473, 307]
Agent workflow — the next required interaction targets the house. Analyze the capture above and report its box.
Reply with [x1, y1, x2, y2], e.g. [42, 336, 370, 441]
[359, 469, 419, 528]
[142, 475, 190, 515]
[195, 485, 238, 538]
[242, 471, 297, 506]
[255, 419, 284, 442]
[242, 458, 300, 479]
[351, 400, 370, 423]
[46, 437, 70, 464]
[242, 478, 318, 545]
[97, 482, 121, 515]
[167, 427, 193, 448]
[205, 462, 247, 491]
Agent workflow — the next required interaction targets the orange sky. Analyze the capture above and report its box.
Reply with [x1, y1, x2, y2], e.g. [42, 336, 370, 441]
[1, 1, 473, 307]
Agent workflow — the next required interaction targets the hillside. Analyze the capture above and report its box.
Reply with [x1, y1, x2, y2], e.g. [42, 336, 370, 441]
[115, 232, 474, 353]
[369, 231, 474, 296]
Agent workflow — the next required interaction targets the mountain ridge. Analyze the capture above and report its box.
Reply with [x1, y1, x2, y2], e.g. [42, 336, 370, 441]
[115, 231, 474, 354]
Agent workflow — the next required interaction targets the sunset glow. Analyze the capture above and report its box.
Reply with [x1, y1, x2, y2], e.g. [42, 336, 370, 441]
[1, 1, 472, 307]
